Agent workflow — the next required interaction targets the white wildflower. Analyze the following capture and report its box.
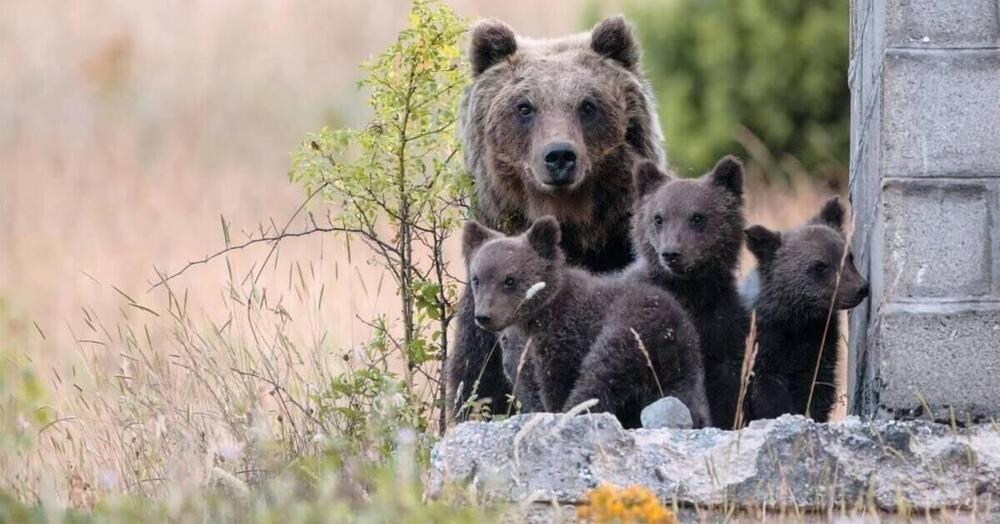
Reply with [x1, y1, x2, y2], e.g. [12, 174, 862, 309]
[524, 281, 546, 300]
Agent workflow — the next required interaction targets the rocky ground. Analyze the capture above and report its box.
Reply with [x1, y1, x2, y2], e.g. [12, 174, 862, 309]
[428, 413, 1000, 522]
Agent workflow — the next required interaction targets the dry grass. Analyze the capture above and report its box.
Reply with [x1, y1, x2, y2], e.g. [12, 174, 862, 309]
[0, 0, 847, 509]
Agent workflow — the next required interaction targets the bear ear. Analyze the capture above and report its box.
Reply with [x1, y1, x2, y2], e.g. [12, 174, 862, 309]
[745, 225, 782, 263]
[810, 196, 846, 232]
[525, 216, 562, 260]
[709, 155, 744, 197]
[462, 220, 500, 261]
[469, 19, 517, 76]
[633, 160, 670, 197]
[590, 16, 639, 70]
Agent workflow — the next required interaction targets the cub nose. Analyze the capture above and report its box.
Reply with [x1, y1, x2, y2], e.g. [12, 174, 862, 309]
[857, 282, 870, 299]
[543, 142, 577, 185]
[660, 251, 681, 265]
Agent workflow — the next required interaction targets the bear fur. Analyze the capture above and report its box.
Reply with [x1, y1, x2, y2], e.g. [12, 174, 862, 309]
[497, 327, 544, 413]
[462, 217, 710, 429]
[448, 15, 665, 419]
[626, 156, 751, 429]
[744, 197, 869, 423]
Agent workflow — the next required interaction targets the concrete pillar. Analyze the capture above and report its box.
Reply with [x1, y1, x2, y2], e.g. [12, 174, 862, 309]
[848, 0, 1000, 421]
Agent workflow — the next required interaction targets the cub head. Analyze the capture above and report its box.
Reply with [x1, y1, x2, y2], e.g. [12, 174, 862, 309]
[462, 216, 564, 332]
[745, 197, 870, 317]
[466, 16, 662, 198]
[631, 156, 746, 277]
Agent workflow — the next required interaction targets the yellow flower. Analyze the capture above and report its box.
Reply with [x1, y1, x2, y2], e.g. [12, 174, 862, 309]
[577, 483, 677, 524]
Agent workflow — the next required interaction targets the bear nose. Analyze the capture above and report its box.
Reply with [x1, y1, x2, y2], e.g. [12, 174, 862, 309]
[543, 142, 577, 184]
[660, 251, 681, 265]
[857, 282, 870, 299]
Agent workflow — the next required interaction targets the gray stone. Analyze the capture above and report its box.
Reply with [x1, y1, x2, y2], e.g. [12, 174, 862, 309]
[887, 0, 1000, 48]
[881, 180, 994, 298]
[882, 49, 1000, 178]
[875, 303, 1000, 421]
[427, 414, 1000, 516]
[640, 396, 693, 429]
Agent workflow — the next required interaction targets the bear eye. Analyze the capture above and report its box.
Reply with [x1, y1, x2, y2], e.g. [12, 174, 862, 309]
[689, 213, 705, 228]
[471, 276, 479, 287]
[579, 100, 597, 117]
[811, 261, 830, 276]
[504, 276, 516, 288]
[517, 102, 534, 118]
[653, 214, 663, 226]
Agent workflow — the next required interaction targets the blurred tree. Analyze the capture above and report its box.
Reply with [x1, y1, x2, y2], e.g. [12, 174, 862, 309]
[590, 0, 849, 182]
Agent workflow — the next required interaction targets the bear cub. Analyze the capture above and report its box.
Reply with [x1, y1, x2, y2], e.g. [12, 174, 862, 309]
[463, 217, 711, 429]
[627, 156, 750, 429]
[744, 197, 869, 422]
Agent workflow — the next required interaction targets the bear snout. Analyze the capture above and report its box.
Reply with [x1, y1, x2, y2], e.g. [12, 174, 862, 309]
[852, 281, 870, 304]
[474, 313, 497, 331]
[541, 142, 577, 186]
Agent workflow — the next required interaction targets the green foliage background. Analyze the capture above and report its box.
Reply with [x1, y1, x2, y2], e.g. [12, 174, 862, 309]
[591, 0, 849, 181]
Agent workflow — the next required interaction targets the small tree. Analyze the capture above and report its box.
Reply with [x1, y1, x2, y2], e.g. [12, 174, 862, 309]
[289, 0, 470, 434]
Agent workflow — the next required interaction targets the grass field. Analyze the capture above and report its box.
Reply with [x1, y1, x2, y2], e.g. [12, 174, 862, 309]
[1, 1, 848, 518]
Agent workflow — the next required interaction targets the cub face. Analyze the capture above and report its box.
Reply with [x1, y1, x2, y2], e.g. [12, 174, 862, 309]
[632, 156, 746, 277]
[462, 217, 562, 332]
[745, 197, 870, 314]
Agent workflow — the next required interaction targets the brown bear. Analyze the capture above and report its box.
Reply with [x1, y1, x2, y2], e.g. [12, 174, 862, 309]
[462, 217, 710, 429]
[743, 197, 869, 422]
[627, 157, 751, 429]
[448, 15, 665, 419]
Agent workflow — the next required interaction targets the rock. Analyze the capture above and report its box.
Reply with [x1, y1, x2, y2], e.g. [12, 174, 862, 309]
[427, 413, 1000, 517]
[640, 396, 692, 429]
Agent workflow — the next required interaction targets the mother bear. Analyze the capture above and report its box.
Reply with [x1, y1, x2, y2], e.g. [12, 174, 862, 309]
[448, 16, 666, 418]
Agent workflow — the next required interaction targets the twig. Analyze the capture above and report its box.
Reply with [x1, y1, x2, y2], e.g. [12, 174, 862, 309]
[733, 310, 759, 430]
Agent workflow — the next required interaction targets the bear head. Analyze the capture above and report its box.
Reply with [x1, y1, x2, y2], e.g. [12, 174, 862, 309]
[463, 16, 663, 225]
[462, 216, 564, 332]
[745, 197, 870, 318]
[631, 156, 746, 278]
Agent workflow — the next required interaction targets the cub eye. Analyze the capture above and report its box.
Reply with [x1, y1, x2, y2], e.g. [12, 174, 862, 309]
[653, 214, 663, 226]
[689, 213, 705, 228]
[811, 261, 830, 276]
[504, 276, 516, 288]
[579, 100, 597, 117]
[471, 276, 479, 287]
[517, 103, 534, 118]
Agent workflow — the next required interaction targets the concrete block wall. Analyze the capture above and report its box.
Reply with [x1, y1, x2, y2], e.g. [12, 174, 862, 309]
[848, 0, 1000, 421]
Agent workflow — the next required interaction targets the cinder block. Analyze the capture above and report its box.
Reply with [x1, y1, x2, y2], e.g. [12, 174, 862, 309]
[876, 303, 1000, 421]
[882, 180, 993, 298]
[883, 49, 1000, 178]
[887, 0, 1000, 48]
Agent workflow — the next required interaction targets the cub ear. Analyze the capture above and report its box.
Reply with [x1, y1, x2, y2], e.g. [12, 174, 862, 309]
[744, 225, 782, 263]
[469, 19, 517, 76]
[810, 196, 846, 232]
[462, 221, 500, 261]
[709, 155, 744, 197]
[526, 216, 562, 260]
[591, 16, 639, 70]
[633, 160, 671, 197]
